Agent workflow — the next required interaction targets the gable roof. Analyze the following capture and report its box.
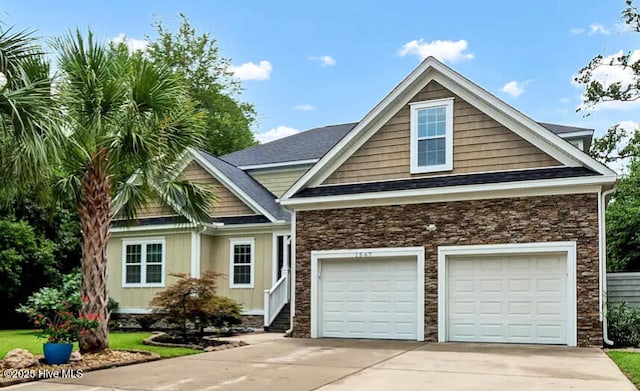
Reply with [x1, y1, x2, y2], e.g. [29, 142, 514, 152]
[221, 123, 356, 167]
[221, 121, 586, 169]
[191, 150, 289, 222]
[281, 57, 616, 200]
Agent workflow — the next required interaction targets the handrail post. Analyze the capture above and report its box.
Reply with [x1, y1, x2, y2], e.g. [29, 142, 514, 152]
[263, 289, 270, 328]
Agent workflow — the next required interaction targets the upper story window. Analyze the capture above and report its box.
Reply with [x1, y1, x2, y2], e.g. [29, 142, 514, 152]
[229, 238, 255, 288]
[410, 97, 454, 173]
[122, 238, 165, 288]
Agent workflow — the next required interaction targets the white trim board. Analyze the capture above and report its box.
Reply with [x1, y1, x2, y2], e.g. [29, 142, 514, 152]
[189, 150, 279, 223]
[115, 307, 264, 316]
[280, 176, 612, 209]
[310, 246, 425, 341]
[281, 57, 615, 200]
[239, 159, 319, 171]
[437, 242, 577, 347]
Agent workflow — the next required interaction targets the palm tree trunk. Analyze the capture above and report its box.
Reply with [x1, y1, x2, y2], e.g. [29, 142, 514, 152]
[78, 148, 112, 353]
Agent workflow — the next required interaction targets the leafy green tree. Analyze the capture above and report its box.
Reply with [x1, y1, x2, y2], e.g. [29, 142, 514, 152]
[0, 219, 58, 327]
[576, 0, 640, 272]
[576, 0, 640, 163]
[607, 160, 640, 271]
[50, 30, 213, 353]
[147, 14, 258, 156]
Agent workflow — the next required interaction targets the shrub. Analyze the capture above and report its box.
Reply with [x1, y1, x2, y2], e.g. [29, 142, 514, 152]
[208, 296, 242, 329]
[26, 300, 99, 343]
[17, 272, 118, 320]
[607, 302, 640, 347]
[150, 271, 243, 338]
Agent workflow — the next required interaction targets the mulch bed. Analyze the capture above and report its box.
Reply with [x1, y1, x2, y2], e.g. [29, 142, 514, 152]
[0, 349, 159, 387]
[144, 332, 248, 351]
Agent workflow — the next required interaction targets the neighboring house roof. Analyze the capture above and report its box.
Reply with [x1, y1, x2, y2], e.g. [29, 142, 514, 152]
[220, 123, 357, 167]
[537, 122, 594, 136]
[195, 151, 290, 221]
[293, 167, 598, 198]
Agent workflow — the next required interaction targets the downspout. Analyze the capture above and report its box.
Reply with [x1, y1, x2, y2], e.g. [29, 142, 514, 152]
[285, 209, 296, 336]
[600, 187, 616, 346]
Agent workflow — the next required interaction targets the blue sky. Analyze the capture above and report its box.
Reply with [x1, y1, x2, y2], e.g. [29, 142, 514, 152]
[3, 1, 638, 144]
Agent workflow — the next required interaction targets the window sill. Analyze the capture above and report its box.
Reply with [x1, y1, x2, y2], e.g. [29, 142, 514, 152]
[410, 164, 453, 174]
[122, 283, 165, 288]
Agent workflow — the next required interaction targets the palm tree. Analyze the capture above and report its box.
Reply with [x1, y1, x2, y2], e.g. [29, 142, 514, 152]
[0, 26, 57, 201]
[53, 31, 212, 353]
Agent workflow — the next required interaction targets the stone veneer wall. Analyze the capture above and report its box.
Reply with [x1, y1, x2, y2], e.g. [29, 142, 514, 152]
[293, 193, 601, 346]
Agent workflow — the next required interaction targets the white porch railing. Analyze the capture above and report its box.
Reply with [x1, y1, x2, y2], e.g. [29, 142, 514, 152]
[264, 271, 289, 327]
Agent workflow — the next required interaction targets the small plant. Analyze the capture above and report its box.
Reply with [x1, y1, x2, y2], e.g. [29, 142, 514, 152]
[607, 302, 640, 347]
[150, 271, 243, 340]
[26, 300, 99, 343]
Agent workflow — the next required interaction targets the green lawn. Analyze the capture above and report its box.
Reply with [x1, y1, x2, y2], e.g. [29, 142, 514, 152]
[0, 330, 201, 359]
[608, 351, 640, 388]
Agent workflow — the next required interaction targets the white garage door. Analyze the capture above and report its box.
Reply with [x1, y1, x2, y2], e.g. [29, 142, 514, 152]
[320, 258, 418, 340]
[447, 253, 567, 344]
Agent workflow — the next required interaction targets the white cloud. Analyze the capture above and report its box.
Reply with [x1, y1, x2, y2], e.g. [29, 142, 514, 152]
[309, 55, 336, 67]
[501, 79, 533, 98]
[109, 33, 148, 52]
[256, 126, 300, 143]
[559, 97, 571, 104]
[570, 27, 586, 35]
[575, 49, 640, 111]
[398, 39, 474, 63]
[229, 60, 272, 81]
[588, 23, 610, 35]
[294, 104, 315, 111]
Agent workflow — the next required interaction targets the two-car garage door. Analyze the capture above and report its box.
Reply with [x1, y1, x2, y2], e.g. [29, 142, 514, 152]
[313, 244, 574, 345]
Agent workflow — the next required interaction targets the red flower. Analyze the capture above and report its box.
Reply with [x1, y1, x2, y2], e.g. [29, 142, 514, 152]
[82, 296, 90, 304]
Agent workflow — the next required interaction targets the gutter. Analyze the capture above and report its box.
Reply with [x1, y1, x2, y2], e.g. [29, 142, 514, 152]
[600, 187, 617, 346]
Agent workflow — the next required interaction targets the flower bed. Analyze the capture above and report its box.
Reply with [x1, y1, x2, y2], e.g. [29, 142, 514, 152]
[0, 349, 159, 387]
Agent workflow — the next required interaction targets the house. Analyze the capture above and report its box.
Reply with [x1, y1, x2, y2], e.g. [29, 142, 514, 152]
[107, 57, 617, 346]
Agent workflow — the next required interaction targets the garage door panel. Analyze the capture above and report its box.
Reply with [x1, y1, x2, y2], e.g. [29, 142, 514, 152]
[320, 258, 418, 340]
[447, 252, 567, 345]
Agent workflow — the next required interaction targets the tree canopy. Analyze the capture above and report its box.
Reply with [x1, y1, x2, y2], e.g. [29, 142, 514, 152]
[147, 14, 258, 156]
[576, 0, 640, 272]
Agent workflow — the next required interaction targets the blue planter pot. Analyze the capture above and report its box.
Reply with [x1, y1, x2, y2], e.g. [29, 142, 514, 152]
[43, 343, 73, 364]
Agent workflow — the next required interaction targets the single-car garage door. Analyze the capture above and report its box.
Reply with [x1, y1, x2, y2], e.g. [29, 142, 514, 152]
[320, 257, 418, 340]
[447, 253, 567, 344]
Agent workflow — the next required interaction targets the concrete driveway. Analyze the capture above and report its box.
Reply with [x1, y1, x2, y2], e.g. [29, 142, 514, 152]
[7, 334, 634, 391]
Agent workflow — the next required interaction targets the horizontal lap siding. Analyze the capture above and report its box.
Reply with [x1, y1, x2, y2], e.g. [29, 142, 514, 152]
[323, 81, 561, 185]
[607, 273, 640, 306]
[132, 162, 256, 219]
[183, 162, 255, 217]
[249, 168, 309, 197]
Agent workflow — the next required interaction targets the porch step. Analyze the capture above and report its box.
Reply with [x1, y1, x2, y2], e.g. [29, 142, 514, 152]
[265, 303, 290, 333]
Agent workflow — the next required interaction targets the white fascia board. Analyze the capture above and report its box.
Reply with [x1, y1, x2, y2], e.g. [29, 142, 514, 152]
[110, 223, 196, 233]
[281, 57, 615, 199]
[203, 221, 290, 234]
[558, 130, 594, 139]
[239, 159, 319, 171]
[189, 150, 279, 223]
[280, 175, 616, 209]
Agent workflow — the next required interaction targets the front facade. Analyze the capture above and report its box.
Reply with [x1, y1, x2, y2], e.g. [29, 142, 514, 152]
[280, 57, 616, 347]
[108, 57, 616, 346]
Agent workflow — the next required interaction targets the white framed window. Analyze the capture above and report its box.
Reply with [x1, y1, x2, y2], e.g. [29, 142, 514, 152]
[121, 238, 166, 288]
[229, 238, 255, 288]
[410, 97, 454, 173]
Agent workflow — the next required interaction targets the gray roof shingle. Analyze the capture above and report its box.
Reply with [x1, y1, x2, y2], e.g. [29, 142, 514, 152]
[220, 123, 357, 167]
[220, 122, 592, 168]
[537, 122, 594, 135]
[198, 151, 290, 221]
